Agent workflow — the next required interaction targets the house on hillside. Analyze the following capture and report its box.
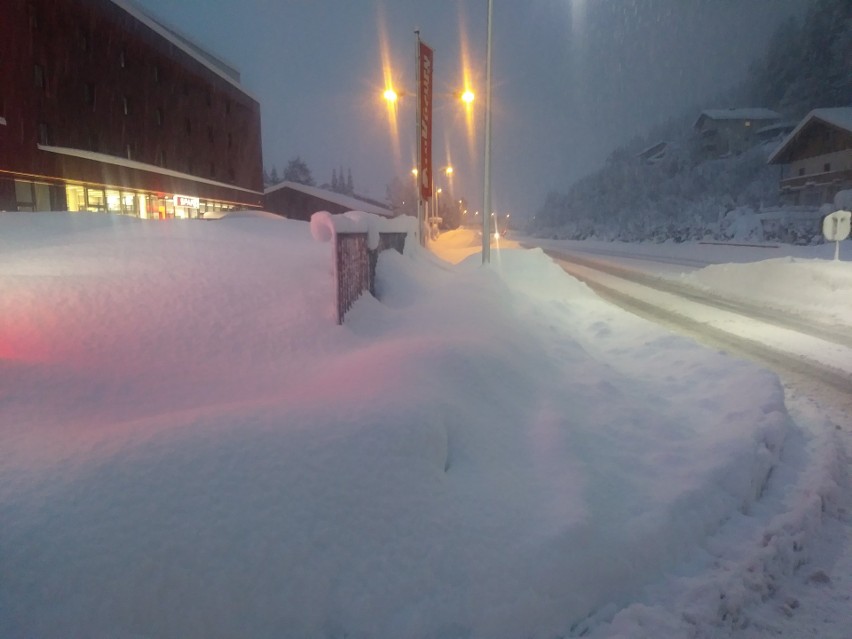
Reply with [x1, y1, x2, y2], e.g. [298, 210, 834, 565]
[265, 181, 394, 221]
[768, 108, 852, 206]
[693, 108, 782, 156]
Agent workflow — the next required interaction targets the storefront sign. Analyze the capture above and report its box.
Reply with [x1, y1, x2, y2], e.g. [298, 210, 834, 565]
[174, 195, 199, 208]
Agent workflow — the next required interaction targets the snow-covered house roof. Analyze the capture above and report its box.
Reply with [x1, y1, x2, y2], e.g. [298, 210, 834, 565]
[694, 108, 781, 129]
[264, 181, 394, 218]
[768, 107, 852, 164]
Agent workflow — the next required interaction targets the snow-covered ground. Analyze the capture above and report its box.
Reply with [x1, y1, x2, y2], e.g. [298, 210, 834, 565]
[0, 213, 848, 638]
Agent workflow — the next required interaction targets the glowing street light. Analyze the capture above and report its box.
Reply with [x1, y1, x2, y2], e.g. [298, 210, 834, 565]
[461, 90, 475, 104]
[383, 88, 399, 103]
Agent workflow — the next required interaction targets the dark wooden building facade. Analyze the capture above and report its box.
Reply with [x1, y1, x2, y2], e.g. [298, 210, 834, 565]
[768, 108, 852, 207]
[0, 0, 263, 217]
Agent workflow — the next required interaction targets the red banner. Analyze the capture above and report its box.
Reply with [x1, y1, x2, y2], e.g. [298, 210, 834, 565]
[418, 40, 433, 200]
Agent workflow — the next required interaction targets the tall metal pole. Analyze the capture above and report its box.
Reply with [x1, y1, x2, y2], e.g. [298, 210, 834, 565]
[481, 0, 493, 264]
[415, 30, 425, 247]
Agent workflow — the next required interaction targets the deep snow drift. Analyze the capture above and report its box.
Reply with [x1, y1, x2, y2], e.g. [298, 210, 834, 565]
[0, 213, 842, 638]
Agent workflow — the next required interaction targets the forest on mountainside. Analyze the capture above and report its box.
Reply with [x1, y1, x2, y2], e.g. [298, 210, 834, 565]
[529, 0, 851, 244]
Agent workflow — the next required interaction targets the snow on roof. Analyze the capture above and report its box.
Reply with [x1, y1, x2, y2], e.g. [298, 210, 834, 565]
[265, 181, 394, 218]
[768, 107, 852, 164]
[694, 108, 782, 130]
[109, 0, 257, 101]
[37, 144, 264, 195]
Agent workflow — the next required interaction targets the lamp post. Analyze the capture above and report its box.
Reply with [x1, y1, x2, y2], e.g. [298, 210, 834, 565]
[481, 0, 494, 264]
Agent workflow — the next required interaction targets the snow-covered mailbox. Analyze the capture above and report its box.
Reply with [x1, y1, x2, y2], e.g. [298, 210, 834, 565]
[311, 211, 416, 324]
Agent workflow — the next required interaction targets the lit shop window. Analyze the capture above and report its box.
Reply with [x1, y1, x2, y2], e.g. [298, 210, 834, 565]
[65, 185, 85, 211]
[86, 188, 106, 212]
[106, 190, 121, 212]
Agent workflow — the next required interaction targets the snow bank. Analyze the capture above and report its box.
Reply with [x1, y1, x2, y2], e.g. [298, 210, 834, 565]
[0, 213, 799, 638]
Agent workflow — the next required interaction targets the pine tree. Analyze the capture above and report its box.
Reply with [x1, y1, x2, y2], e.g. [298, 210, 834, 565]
[270, 165, 280, 185]
[331, 168, 339, 192]
[346, 168, 354, 195]
[282, 157, 315, 186]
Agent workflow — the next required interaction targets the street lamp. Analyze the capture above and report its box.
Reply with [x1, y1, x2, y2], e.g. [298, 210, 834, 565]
[461, 90, 475, 104]
[482, 0, 494, 264]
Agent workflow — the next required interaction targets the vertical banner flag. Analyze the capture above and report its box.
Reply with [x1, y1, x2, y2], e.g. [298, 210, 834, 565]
[418, 40, 434, 200]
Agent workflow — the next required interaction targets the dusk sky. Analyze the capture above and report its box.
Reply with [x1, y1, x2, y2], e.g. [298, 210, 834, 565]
[134, 0, 806, 218]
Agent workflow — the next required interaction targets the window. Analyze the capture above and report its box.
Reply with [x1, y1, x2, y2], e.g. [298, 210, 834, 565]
[84, 82, 96, 108]
[798, 167, 805, 176]
[28, 3, 39, 29]
[155, 107, 163, 126]
[34, 64, 45, 89]
[122, 95, 130, 116]
[824, 162, 831, 173]
[744, 120, 751, 127]
[37, 122, 50, 145]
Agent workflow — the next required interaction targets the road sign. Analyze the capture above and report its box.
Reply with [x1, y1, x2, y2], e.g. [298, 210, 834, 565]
[823, 209, 851, 261]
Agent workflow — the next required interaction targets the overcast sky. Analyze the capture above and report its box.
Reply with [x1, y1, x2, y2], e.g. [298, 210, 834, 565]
[134, 0, 807, 218]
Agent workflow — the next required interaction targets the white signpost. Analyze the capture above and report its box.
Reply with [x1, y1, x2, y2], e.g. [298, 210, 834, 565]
[822, 209, 851, 261]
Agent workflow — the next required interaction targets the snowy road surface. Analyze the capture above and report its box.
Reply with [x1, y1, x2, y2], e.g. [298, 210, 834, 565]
[516, 234, 852, 638]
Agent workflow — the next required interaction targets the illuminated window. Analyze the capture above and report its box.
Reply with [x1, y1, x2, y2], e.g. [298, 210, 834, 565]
[88, 188, 106, 212]
[65, 185, 85, 211]
[744, 120, 751, 127]
[106, 190, 121, 212]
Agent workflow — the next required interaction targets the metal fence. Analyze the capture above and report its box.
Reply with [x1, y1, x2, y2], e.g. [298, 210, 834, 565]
[335, 231, 407, 324]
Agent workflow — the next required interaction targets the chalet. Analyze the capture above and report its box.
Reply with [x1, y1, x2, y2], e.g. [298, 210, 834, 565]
[693, 108, 782, 156]
[265, 181, 394, 221]
[768, 108, 852, 206]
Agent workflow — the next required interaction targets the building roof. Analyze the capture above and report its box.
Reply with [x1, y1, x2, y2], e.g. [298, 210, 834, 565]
[38, 144, 264, 195]
[768, 107, 852, 164]
[265, 181, 394, 218]
[694, 108, 781, 129]
[109, 0, 256, 100]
